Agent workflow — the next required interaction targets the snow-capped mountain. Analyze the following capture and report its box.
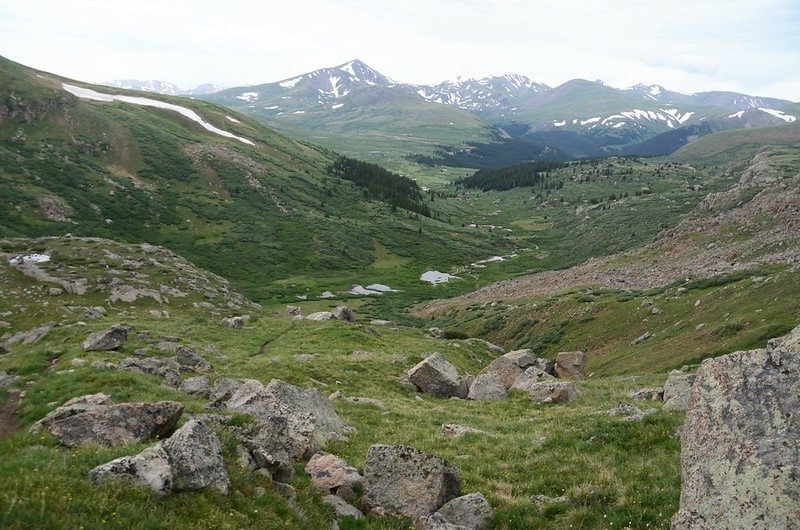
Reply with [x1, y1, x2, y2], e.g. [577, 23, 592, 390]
[101, 80, 224, 96]
[623, 83, 790, 111]
[412, 74, 549, 114]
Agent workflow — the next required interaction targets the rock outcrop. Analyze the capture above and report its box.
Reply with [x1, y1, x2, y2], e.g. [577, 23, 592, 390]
[33, 394, 183, 447]
[554, 351, 586, 380]
[90, 419, 229, 495]
[408, 353, 466, 398]
[672, 335, 799, 529]
[362, 444, 460, 519]
[83, 326, 128, 352]
[419, 492, 494, 530]
[305, 452, 362, 493]
[663, 369, 695, 411]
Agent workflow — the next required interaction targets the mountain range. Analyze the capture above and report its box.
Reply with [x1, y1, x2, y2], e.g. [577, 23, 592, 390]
[101, 79, 224, 96]
[116, 59, 798, 161]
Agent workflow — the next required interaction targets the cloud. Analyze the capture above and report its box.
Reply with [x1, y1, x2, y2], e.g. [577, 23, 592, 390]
[0, 0, 797, 100]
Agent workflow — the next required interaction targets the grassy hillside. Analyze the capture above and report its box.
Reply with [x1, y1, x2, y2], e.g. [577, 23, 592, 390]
[0, 56, 506, 302]
[1, 236, 684, 529]
[669, 121, 800, 164]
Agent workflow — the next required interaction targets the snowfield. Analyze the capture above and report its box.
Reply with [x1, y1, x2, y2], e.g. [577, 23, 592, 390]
[63, 84, 254, 145]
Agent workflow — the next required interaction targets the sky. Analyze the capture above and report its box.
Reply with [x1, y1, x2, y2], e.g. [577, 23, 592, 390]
[1, 0, 799, 100]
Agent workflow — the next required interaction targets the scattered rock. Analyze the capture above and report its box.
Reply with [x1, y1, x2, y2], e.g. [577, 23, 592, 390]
[305, 311, 336, 321]
[223, 379, 353, 460]
[271, 480, 297, 500]
[525, 381, 577, 404]
[119, 357, 181, 387]
[632, 331, 651, 345]
[1, 322, 58, 351]
[323, 494, 364, 520]
[510, 366, 555, 391]
[428, 327, 446, 339]
[285, 305, 303, 318]
[34, 395, 183, 447]
[420, 492, 493, 530]
[662, 370, 695, 411]
[628, 387, 664, 401]
[305, 452, 362, 493]
[330, 306, 354, 322]
[174, 346, 211, 372]
[476, 349, 537, 389]
[48, 287, 63, 296]
[362, 444, 460, 519]
[292, 354, 316, 363]
[89, 443, 173, 496]
[70, 358, 88, 367]
[467, 374, 507, 400]
[83, 325, 128, 352]
[179, 376, 211, 397]
[408, 353, 463, 399]
[90, 419, 229, 496]
[672, 339, 799, 529]
[162, 419, 230, 494]
[554, 351, 586, 380]
[441, 424, 486, 438]
[221, 315, 248, 328]
[0, 371, 19, 388]
[531, 494, 568, 505]
[603, 404, 657, 422]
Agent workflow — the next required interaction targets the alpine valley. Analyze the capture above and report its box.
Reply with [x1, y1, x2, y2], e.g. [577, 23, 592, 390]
[0, 53, 798, 530]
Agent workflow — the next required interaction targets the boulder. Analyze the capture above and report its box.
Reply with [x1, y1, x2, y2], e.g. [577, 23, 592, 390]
[467, 374, 507, 400]
[224, 379, 353, 459]
[628, 387, 664, 401]
[510, 366, 555, 391]
[179, 376, 210, 397]
[330, 306, 354, 322]
[236, 416, 294, 483]
[221, 316, 246, 328]
[420, 492, 494, 530]
[118, 357, 181, 387]
[603, 404, 657, 422]
[525, 381, 577, 404]
[174, 346, 211, 372]
[305, 452, 362, 493]
[305, 311, 336, 321]
[476, 349, 537, 389]
[89, 444, 173, 495]
[554, 351, 586, 380]
[362, 444, 460, 519]
[208, 377, 243, 405]
[408, 353, 462, 398]
[323, 494, 364, 520]
[83, 325, 128, 352]
[663, 370, 695, 411]
[441, 424, 486, 438]
[672, 344, 800, 529]
[162, 420, 230, 494]
[428, 327, 446, 339]
[285, 305, 303, 318]
[531, 357, 555, 375]
[35, 396, 182, 447]
[0, 371, 19, 388]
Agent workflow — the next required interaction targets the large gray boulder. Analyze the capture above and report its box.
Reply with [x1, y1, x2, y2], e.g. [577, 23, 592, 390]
[554, 351, 586, 380]
[408, 353, 462, 398]
[663, 370, 695, 411]
[671, 343, 799, 529]
[162, 419, 230, 494]
[305, 452, 362, 493]
[510, 366, 555, 391]
[223, 378, 352, 459]
[89, 444, 173, 495]
[420, 492, 494, 530]
[480, 349, 537, 388]
[305, 311, 336, 321]
[34, 395, 183, 447]
[525, 381, 577, 404]
[90, 419, 230, 496]
[174, 346, 211, 372]
[467, 373, 507, 400]
[83, 325, 128, 351]
[362, 444, 460, 519]
[330, 306, 354, 322]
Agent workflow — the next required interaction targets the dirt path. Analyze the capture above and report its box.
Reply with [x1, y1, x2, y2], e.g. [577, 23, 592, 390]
[0, 391, 20, 440]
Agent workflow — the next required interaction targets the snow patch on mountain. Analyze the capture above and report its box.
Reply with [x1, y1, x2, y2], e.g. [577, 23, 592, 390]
[237, 92, 259, 102]
[63, 83, 254, 145]
[279, 77, 302, 89]
[758, 108, 796, 123]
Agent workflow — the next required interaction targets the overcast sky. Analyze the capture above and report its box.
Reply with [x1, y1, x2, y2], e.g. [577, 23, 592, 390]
[2, 0, 798, 100]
